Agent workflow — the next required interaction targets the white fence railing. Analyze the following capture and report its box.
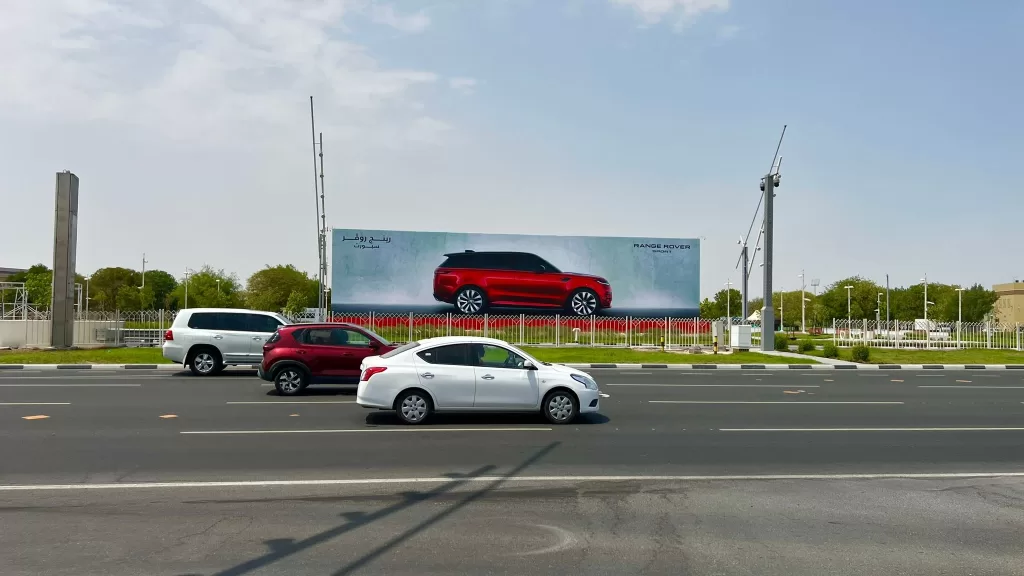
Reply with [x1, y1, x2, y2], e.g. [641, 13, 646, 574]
[2, 309, 733, 350]
[831, 319, 1023, 350]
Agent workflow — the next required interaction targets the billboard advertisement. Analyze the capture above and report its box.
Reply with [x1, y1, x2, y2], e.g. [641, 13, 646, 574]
[332, 229, 700, 317]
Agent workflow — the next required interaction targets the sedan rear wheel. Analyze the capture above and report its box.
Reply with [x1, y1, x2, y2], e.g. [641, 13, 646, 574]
[274, 367, 307, 396]
[543, 390, 578, 425]
[396, 390, 432, 424]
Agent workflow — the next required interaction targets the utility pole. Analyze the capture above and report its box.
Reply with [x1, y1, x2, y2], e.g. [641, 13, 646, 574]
[140, 253, 148, 288]
[922, 273, 929, 321]
[760, 168, 779, 351]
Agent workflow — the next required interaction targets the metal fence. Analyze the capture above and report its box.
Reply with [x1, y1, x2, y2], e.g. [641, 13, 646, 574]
[3, 308, 749, 350]
[0, 310, 178, 349]
[328, 312, 721, 349]
[831, 319, 1023, 350]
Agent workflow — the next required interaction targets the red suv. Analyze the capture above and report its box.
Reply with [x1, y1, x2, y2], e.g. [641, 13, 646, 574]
[433, 251, 613, 316]
[258, 323, 396, 395]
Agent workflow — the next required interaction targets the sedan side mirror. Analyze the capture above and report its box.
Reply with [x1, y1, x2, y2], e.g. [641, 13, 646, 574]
[368, 340, 381, 349]
[523, 360, 537, 370]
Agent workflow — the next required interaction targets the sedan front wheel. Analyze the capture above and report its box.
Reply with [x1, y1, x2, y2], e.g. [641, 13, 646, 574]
[543, 390, 578, 425]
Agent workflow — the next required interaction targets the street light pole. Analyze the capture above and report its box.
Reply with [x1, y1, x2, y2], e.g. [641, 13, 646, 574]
[921, 274, 929, 321]
[780, 286, 784, 332]
[876, 292, 882, 326]
[955, 286, 964, 348]
[799, 270, 806, 332]
[84, 276, 91, 315]
[845, 285, 853, 329]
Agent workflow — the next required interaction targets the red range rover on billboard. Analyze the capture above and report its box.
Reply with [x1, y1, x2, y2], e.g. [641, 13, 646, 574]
[433, 251, 613, 316]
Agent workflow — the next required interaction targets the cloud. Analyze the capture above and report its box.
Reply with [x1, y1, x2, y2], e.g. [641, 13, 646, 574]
[369, 3, 430, 33]
[0, 0, 444, 147]
[449, 77, 478, 95]
[609, 0, 729, 26]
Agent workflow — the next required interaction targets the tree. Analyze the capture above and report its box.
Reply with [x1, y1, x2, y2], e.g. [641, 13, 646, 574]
[24, 268, 53, 307]
[89, 267, 140, 311]
[143, 270, 178, 309]
[698, 298, 716, 319]
[167, 266, 243, 309]
[284, 290, 310, 317]
[712, 288, 742, 320]
[115, 285, 142, 311]
[245, 265, 318, 312]
[817, 277, 883, 323]
[7, 264, 49, 284]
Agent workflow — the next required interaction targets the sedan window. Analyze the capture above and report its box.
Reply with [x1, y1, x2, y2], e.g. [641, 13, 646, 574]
[472, 344, 527, 369]
[417, 344, 472, 366]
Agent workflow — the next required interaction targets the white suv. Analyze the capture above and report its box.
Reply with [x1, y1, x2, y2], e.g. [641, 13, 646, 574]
[163, 308, 289, 376]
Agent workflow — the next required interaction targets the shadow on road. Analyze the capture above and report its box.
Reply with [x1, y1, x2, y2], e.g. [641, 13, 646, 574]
[363, 411, 609, 426]
[202, 442, 560, 576]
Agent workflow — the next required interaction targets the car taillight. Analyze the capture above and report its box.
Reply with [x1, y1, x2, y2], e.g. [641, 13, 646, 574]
[164, 330, 173, 341]
[360, 366, 387, 381]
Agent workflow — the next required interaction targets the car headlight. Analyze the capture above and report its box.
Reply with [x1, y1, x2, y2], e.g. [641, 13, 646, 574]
[571, 373, 598, 390]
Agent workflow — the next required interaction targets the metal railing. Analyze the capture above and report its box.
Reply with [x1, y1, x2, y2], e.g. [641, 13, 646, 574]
[326, 312, 721, 348]
[4, 308, 752, 350]
[831, 319, 1023, 350]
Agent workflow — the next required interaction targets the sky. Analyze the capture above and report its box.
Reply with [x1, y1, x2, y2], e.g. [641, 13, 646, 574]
[1, 0, 1022, 299]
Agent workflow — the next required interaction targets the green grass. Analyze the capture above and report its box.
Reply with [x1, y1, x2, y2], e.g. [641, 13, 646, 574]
[0, 345, 816, 365]
[521, 347, 816, 364]
[0, 347, 170, 364]
[803, 347, 1024, 365]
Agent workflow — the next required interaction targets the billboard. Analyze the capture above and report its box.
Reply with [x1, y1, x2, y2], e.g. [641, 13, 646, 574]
[332, 229, 700, 317]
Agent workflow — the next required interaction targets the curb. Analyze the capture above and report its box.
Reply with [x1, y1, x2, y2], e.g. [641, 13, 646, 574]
[564, 364, 1024, 370]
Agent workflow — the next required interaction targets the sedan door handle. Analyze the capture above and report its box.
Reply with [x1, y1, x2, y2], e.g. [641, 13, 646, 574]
[297, 350, 307, 355]
[481, 374, 495, 380]
[213, 335, 224, 340]
[421, 372, 434, 379]
[252, 336, 264, 341]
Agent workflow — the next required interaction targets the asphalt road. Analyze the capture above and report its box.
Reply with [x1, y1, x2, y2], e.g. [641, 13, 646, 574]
[2, 368, 1024, 575]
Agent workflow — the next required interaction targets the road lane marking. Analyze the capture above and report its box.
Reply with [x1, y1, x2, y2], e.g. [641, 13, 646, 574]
[606, 383, 820, 388]
[0, 384, 142, 387]
[0, 402, 71, 406]
[0, 376, 166, 380]
[891, 379, 904, 382]
[7, 472, 1024, 491]
[225, 401, 357, 405]
[21, 415, 50, 420]
[180, 427, 553, 435]
[915, 375, 945, 377]
[599, 393, 610, 398]
[159, 414, 177, 419]
[956, 380, 972, 383]
[919, 386, 1024, 389]
[650, 401, 903, 405]
[620, 372, 652, 375]
[720, 427, 1024, 432]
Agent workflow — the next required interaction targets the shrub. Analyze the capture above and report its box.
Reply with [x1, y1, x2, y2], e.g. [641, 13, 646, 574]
[851, 344, 871, 362]
[822, 342, 840, 358]
[774, 333, 790, 351]
[798, 339, 816, 353]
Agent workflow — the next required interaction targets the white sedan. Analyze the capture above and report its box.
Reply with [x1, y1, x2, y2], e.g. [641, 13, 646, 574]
[356, 336, 601, 425]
